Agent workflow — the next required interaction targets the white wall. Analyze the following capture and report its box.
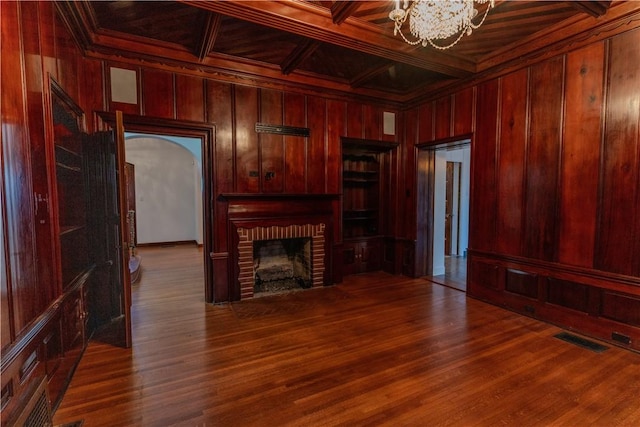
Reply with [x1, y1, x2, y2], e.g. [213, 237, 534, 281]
[125, 136, 203, 245]
[432, 150, 447, 276]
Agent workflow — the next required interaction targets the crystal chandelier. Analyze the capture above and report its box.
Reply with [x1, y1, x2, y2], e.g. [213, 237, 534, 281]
[389, 0, 495, 50]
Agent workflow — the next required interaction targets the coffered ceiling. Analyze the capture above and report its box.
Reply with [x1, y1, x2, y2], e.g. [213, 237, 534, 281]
[57, 0, 625, 104]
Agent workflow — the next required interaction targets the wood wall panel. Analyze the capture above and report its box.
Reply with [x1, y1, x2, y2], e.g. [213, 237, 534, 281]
[404, 108, 419, 239]
[327, 99, 346, 239]
[558, 43, 605, 268]
[53, 11, 79, 104]
[306, 95, 326, 194]
[1, 197, 9, 348]
[523, 57, 563, 261]
[453, 87, 474, 136]
[505, 269, 538, 299]
[496, 69, 528, 256]
[260, 89, 284, 193]
[601, 291, 640, 327]
[175, 74, 205, 122]
[469, 80, 499, 252]
[142, 69, 174, 119]
[284, 92, 306, 193]
[596, 30, 640, 276]
[363, 104, 380, 140]
[234, 85, 260, 193]
[346, 102, 363, 138]
[38, 1, 58, 82]
[418, 101, 434, 142]
[1, 0, 40, 338]
[466, 28, 640, 352]
[546, 278, 589, 313]
[207, 81, 233, 195]
[22, 0, 57, 306]
[434, 96, 451, 140]
[207, 81, 233, 253]
[82, 59, 105, 131]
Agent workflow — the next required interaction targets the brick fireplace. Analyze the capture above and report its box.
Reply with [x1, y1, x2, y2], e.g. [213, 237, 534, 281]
[217, 194, 337, 301]
[237, 223, 325, 298]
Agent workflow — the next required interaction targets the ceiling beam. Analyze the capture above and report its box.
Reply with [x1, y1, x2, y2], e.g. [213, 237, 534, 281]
[182, 0, 475, 78]
[567, 1, 610, 18]
[281, 39, 321, 75]
[331, 1, 362, 25]
[350, 62, 395, 89]
[196, 12, 222, 62]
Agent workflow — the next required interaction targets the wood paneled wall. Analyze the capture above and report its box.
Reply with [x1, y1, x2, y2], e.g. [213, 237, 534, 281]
[404, 27, 640, 351]
[85, 59, 401, 300]
[1, 1, 97, 422]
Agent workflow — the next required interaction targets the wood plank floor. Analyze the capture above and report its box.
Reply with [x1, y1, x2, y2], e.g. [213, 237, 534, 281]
[427, 256, 467, 292]
[54, 245, 640, 427]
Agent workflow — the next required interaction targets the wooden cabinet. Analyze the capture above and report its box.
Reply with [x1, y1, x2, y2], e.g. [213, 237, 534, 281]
[343, 237, 382, 275]
[341, 137, 397, 276]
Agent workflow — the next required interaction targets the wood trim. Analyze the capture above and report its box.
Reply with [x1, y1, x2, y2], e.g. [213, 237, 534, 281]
[567, 1, 611, 18]
[95, 111, 217, 303]
[182, 0, 475, 78]
[195, 12, 221, 62]
[1, 266, 93, 375]
[469, 250, 640, 294]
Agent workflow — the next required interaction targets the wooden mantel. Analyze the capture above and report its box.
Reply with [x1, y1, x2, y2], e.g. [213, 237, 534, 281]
[216, 193, 339, 301]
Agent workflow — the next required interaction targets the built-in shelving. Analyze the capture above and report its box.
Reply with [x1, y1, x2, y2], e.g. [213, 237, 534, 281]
[341, 137, 398, 275]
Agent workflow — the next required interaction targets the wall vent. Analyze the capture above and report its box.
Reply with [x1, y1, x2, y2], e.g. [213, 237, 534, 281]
[6, 377, 52, 427]
[611, 332, 631, 345]
[255, 123, 310, 137]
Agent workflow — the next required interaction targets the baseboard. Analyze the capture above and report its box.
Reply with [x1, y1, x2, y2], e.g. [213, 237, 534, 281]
[137, 240, 198, 247]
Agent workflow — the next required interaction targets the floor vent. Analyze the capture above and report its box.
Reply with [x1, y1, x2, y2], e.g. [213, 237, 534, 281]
[7, 376, 52, 427]
[554, 332, 609, 353]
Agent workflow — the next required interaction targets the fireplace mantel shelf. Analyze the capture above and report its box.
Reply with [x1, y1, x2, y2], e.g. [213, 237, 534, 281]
[218, 193, 340, 201]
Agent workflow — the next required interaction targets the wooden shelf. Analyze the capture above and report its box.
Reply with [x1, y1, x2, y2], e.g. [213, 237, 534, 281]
[60, 225, 85, 236]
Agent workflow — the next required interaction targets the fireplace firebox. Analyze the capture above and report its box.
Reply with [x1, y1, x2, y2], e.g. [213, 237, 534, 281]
[253, 237, 312, 294]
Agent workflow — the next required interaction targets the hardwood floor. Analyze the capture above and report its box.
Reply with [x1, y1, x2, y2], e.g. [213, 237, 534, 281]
[54, 245, 640, 427]
[427, 256, 467, 292]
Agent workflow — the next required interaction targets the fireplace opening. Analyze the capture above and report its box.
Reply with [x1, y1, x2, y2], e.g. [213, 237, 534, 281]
[253, 237, 312, 295]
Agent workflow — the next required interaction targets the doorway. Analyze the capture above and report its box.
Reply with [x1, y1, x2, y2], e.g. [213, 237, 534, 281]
[416, 137, 470, 291]
[96, 112, 215, 303]
[124, 133, 205, 298]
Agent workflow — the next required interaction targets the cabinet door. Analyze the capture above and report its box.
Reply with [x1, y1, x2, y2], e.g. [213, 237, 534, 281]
[62, 287, 85, 357]
[343, 244, 358, 276]
[361, 239, 381, 272]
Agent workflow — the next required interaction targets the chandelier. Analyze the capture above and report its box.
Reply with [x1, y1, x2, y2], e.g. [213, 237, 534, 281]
[389, 0, 495, 50]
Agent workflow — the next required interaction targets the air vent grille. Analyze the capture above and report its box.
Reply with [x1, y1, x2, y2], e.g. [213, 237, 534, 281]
[7, 377, 52, 427]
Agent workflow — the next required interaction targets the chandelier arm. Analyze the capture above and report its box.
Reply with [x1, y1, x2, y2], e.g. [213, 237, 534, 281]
[469, 5, 492, 30]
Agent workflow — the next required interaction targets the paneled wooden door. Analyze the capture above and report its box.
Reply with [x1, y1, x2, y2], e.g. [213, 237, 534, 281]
[115, 111, 133, 348]
[86, 111, 132, 348]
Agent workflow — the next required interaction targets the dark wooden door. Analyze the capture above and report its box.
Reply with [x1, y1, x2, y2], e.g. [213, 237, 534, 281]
[115, 111, 133, 348]
[445, 162, 454, 255]
[85, 111, 132, 348]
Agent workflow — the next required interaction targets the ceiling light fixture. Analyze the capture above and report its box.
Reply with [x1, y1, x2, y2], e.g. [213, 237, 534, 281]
[389, 0, 495, 50]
